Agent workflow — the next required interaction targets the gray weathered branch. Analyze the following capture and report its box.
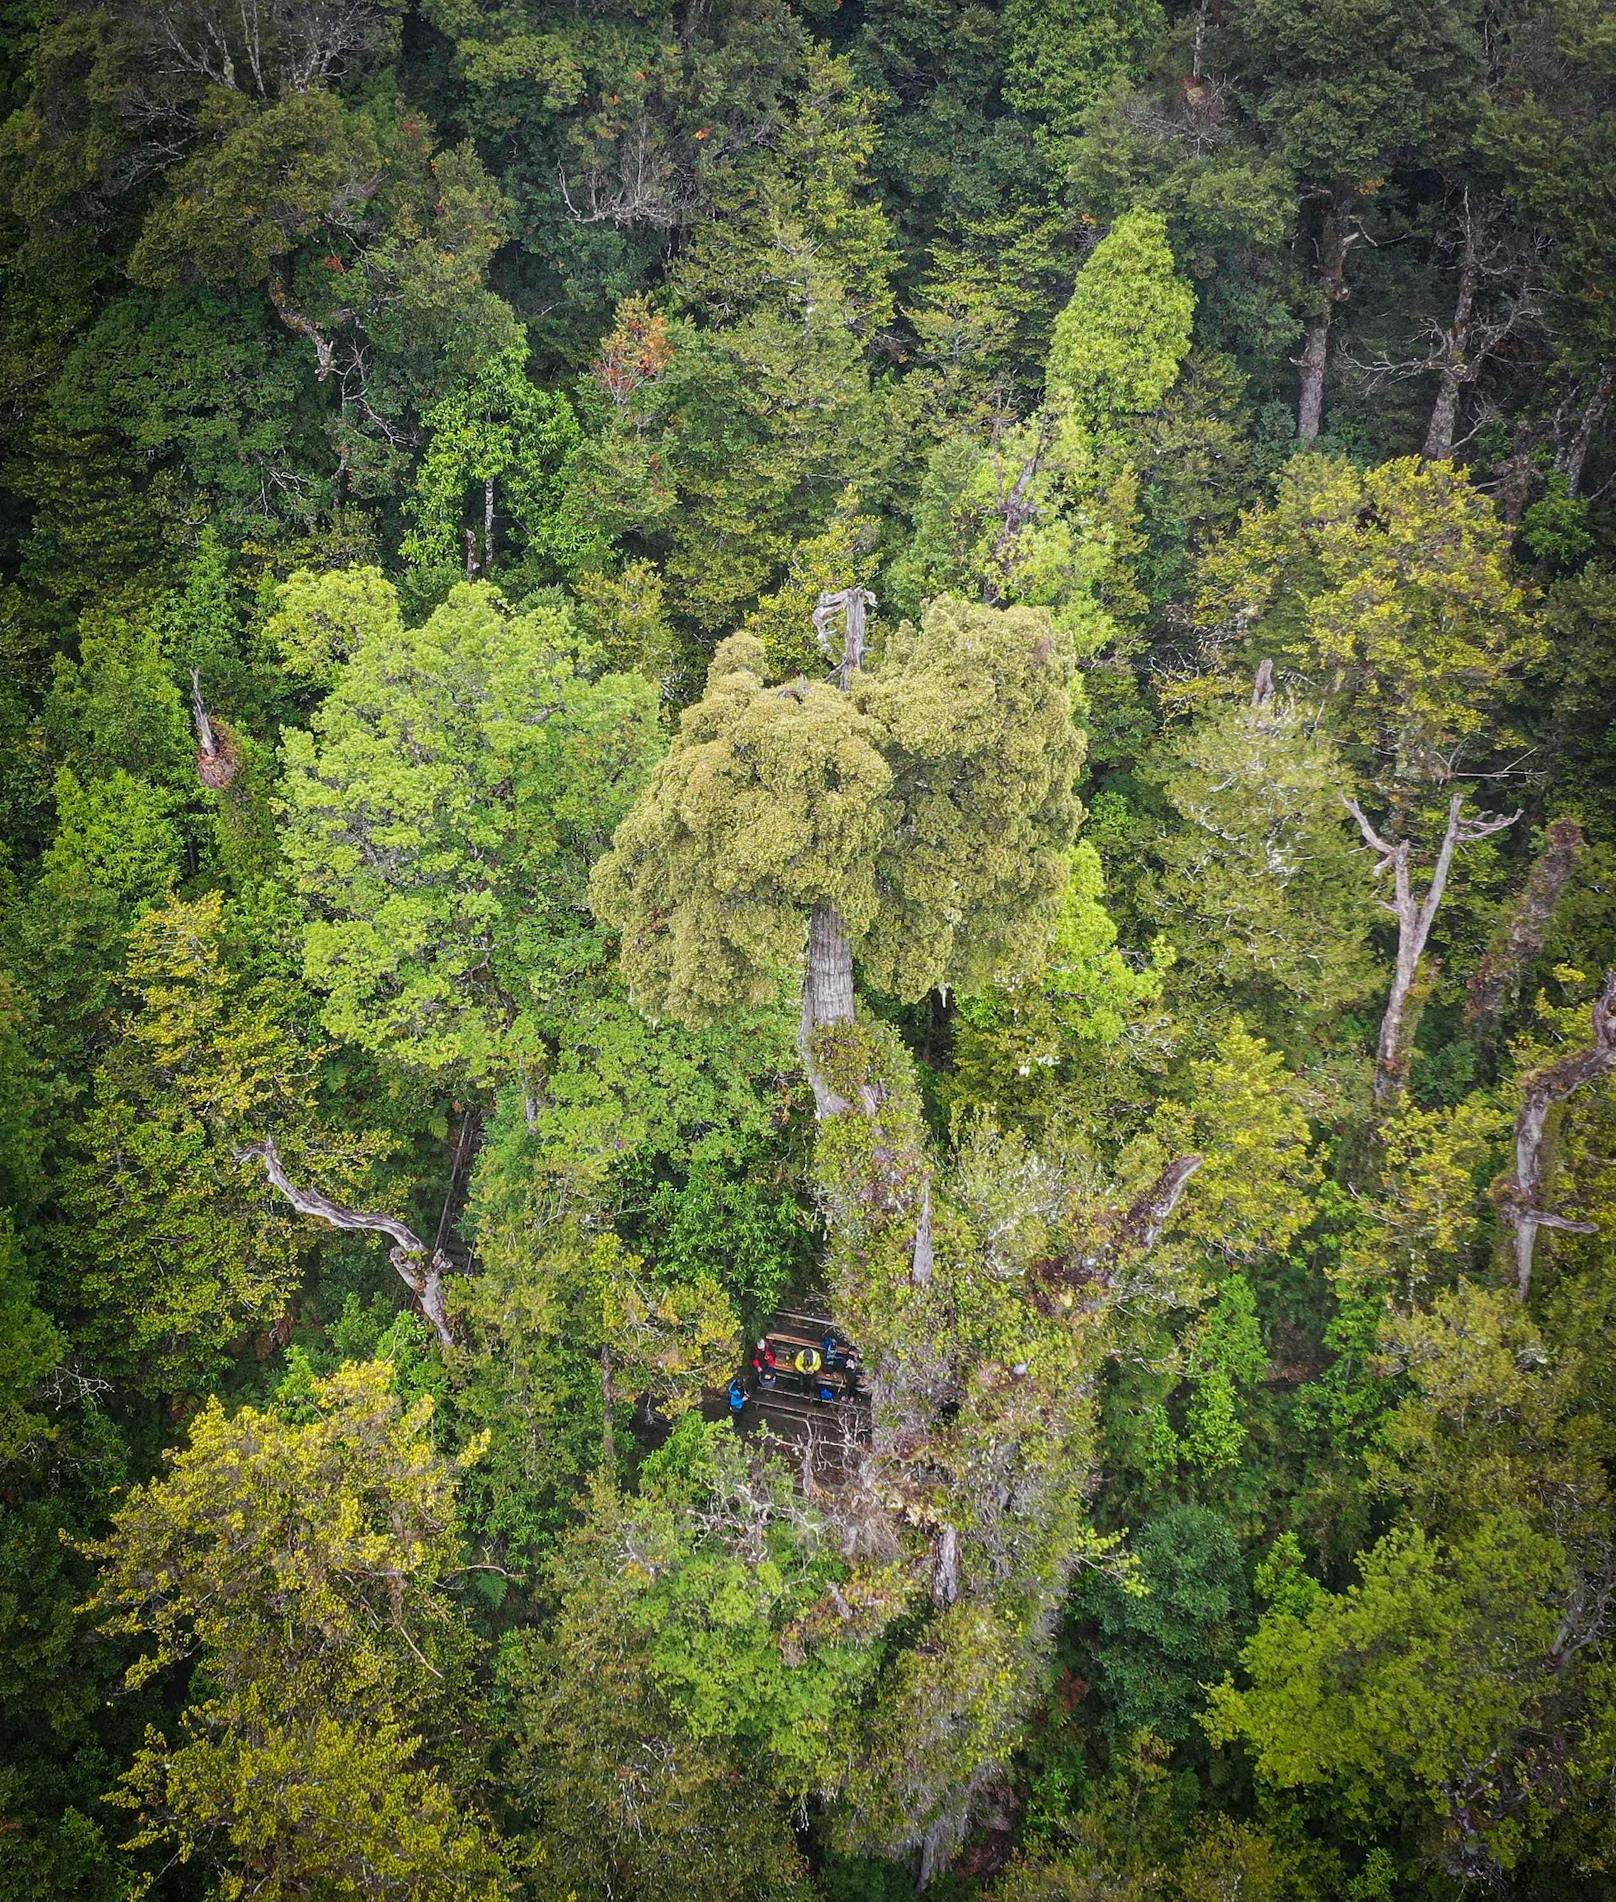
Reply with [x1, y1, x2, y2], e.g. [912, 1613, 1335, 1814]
[1117, 1155, 1206, 1257]
[236, 1136, 455, 1345]
[1495, 972, 1616, 1301]
[1347, 794, 1521, 1104]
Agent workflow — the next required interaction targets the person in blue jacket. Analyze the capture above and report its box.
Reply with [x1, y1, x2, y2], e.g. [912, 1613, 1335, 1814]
[728, 1377, 748, 1415]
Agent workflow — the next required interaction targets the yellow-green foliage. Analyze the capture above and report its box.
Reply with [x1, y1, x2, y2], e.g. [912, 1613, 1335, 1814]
[1337, 1096, 1511, 1300]
[1203, 456, 1545, 791]
[56, 891, 381, 1386]
[1046, 209, 1195, 431]
[282, 579, 662, 1078]
[82, 1360, 507, 1899]
[592, 596, 1085, 1025]
[1207, 1513, 1575, 1870]
[591, 633, 894, 1023]
[858, 596, 1087, 997]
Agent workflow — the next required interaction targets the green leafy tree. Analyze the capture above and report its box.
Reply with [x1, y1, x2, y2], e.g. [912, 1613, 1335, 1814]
[1080, 1504, 1249, 1746]
[1180, 1273, 1268, 1475]
[82, 1358, 507, 1901]
[1203, 455, 1542, 797]
[577, 50, 900, 630]
[1003, 0, 1167, 157]
[263, 562, 405, 691]
[51, 891, 378, 1389]
[401, 345, 591, 601]
[592, 597, 1083, 1111]
[1208, 1513, 1604, 1878]
[895, 208, 1194, 656]
[503, 1421, 874, 1897]
[1146, 688, 1376, 1033]
[1221, 0, 1482, 435]
[282, 578, 662, 1085]
[949, 840, 1171, 1132]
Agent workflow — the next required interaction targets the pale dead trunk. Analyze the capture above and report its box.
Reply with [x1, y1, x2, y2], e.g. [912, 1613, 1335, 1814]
[1422, 223, 1478, 463]
[1497, 971, 1615, 1300]
[1348, 796, 1521, 1107]
[238, 1136, 455, 1345]
[1555, 363, 1614, 498]
[1423, 370, 1464, 467]
[1297, 210, 1351, 440]
[190, 669, 218, 761]
[484, 474, 496, 572]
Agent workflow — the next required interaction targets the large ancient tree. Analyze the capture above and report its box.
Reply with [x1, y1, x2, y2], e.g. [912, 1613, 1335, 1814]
[590, 591, 1085, 1114]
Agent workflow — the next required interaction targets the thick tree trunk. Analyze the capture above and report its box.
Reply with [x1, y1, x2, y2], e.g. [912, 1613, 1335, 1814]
[1555, 363, 1614, 497]
[932, 1522, 960, 1609]
[1298, 209, 1350, 441]
[1497, 971, 1615, 1300]
[1424, 371, 1464, 466]
[801, 900, 855, 1118]
[1423, 216, 1479, 463]
[237, 1136, 456, 1345]
[1497, 422, 1541, 524]
[1297, 312, 1332, 443]
[799, 585, 876, 1117]
[1117, 1156, 1206, 1256]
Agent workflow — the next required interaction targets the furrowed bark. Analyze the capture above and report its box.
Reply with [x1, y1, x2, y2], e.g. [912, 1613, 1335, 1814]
[801, 900, 855, 1118]
[237, 1136, 455, 1345]
[800, 584, 876, 1117]
[1496, 971, 1616, 1301]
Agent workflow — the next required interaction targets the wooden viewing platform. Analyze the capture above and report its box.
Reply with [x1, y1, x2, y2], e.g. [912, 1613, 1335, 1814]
[704, 1306, 871, 1482]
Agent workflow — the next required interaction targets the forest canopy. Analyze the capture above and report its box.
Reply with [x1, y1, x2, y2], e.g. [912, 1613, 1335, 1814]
[1, 1, 1615, 1898]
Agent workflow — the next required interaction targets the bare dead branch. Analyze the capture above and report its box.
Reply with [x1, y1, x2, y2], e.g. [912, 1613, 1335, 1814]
[236, 1136, 455, 1345]
[1495, 972, 1616, 1300]
[1347, 795, 1520, 1104]
[1117, 1155, 1206, 1256]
